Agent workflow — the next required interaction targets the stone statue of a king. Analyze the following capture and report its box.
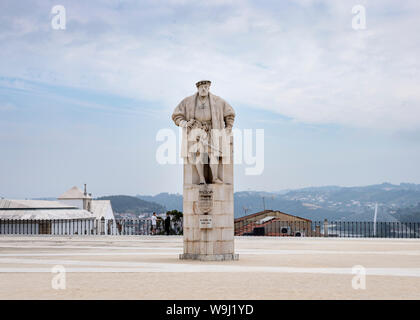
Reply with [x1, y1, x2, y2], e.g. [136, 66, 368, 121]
[172, 80, 238, 261]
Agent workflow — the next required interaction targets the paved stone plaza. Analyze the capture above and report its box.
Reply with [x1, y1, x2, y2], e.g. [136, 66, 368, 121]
[1, 236, 420, 299]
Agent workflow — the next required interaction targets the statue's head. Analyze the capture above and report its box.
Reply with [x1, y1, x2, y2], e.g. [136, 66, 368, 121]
[196, 80, 211, 97]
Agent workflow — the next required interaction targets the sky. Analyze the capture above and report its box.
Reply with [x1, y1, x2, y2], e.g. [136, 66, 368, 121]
[1, 0, 420, 198]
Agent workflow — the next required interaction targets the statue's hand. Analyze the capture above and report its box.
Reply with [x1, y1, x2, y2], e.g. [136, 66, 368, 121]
[186, 119, 196, 128]
[180, 120, 194, 129]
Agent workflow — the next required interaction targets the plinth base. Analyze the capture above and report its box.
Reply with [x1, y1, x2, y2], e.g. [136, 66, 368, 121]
[179, 253, 239, 261]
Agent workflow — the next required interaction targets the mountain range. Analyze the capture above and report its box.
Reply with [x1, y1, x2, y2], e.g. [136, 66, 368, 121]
[136, 183, 420, 222]
[96, 195, 165, 217]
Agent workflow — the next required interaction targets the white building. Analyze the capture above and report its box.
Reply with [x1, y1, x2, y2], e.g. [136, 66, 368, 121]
[0, 185, 117, 235]
[58, 185, 116, 234]
[57, 185, 92, 211]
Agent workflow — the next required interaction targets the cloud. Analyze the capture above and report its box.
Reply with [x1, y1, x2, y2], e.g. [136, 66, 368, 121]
[1, 0, 420, 131]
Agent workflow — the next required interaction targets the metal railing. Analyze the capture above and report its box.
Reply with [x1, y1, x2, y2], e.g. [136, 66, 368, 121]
[0, 218, 183, 236]
[234, 219, 420, 238]
[1, 218, 419, 238]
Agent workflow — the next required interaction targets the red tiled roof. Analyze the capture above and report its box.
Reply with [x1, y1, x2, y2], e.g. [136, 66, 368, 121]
[235, 209, 311, 223]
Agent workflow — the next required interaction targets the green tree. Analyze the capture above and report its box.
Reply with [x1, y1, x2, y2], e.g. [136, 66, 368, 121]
[166, 210, 183, 235]
[166, 209, 183, 220]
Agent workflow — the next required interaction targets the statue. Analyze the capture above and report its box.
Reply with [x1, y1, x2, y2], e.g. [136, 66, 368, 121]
[174, 81, 238, 261]
[172, 80, 235, 185]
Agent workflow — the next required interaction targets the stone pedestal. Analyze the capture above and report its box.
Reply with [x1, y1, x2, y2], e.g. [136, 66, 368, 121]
[179, 129, 238, 261]
[180, 183, 238, 261]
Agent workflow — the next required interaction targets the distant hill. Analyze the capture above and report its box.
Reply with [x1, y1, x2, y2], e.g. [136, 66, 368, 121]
[277, 182, 420, 222]
[134, 182, 420, 222]
[96, 195, 165, 216]
[281, 182, 420, 206]
[137, 193, 182, 212]
[393, 203, 420, 222]
[136, 190, 355, 220]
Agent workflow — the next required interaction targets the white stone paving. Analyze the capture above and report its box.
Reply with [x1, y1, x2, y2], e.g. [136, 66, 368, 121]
[1, 236, 420, 276]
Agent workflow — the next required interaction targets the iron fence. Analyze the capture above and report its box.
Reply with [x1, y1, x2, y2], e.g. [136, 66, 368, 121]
[234, 219, 420, 238]
[0, 218, 183, 236]
[1, 218, 420, 238]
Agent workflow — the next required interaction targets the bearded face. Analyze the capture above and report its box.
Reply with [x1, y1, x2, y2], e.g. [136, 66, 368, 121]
[198, 84, 210, 97]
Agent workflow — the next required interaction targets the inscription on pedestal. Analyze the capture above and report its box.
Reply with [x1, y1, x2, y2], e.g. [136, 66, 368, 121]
[199, 215, 213, 229]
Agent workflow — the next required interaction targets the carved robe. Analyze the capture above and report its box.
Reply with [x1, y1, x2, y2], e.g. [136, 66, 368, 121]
[172, 92, 235, 159]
